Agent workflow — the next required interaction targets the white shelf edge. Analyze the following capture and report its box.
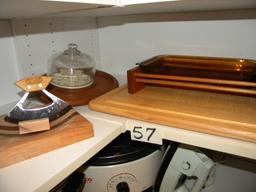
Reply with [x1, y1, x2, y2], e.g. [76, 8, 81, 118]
[0, 107, 123, 192]
[85, 108, 256, 160]
[44, 0, 120, 6]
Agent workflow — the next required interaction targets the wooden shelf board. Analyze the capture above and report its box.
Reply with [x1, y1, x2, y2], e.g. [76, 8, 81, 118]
[89, 85, 256, 143]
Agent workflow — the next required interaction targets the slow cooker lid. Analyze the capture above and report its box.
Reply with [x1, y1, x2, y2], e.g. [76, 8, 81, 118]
[88, 132, 160, 166]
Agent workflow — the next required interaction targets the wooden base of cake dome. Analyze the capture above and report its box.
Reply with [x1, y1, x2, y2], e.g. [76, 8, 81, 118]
[46, 70, 119, 106]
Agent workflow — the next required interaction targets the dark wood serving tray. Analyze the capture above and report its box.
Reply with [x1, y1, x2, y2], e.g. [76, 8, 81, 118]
[46, 70, 119, 106]
[128, 55, 256, 95]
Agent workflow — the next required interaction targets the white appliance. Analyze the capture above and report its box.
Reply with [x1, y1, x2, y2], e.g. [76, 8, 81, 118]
[155, 144, 215, 192]
[83, 132, 164, 192]
[82, 132, 215, 192]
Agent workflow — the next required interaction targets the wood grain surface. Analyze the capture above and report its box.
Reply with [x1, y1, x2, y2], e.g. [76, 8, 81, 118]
[135, 78, 256, 96]
[134, 72, 256, 87]
[0, 112, 94, 168]
[46, 70, 119, 106]
[130, 55, 256, 95]
[89, 85, 256, 143]
[16, 76, 52, 92]
[18, 118, 50, 134]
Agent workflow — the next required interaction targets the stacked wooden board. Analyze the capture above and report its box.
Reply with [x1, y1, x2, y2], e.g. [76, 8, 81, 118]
[0, 112, 94, 168]
[89, 85, 256, 143]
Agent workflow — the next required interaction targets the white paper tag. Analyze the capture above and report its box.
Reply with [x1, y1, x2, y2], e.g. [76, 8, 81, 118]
[125, 120, 162, 145]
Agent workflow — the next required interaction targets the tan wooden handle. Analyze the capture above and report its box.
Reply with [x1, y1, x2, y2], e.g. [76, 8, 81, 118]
[136, 78, 256, 96]
[163, 57, 241, 65]
[16, 76, 53, 92]
[134, 73, 256, 87]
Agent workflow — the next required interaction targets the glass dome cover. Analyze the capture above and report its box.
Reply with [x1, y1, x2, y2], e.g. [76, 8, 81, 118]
[49, 43, 95, 89]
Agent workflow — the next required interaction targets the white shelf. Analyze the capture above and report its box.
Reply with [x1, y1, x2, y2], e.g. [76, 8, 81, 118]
[1, 0, 256, 19]
[85, 106, 256, 160]
[126, 119, 256, 160]
[77, 107, 256, 161]
[1, 104, 256, 192]
[0, 106, 124, 192]
[0, 0, 116, 19]
[63, 0, 256, 18]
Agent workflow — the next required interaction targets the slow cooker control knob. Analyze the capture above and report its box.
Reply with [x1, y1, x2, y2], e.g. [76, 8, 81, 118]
[116, 181, 130, 192]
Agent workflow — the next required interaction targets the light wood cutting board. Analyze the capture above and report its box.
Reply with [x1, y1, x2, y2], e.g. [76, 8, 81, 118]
[0, 112, 94, 168]
[89, 85, 256, 143]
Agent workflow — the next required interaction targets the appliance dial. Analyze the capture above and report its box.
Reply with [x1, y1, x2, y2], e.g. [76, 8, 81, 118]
[116, 181, 129, 192]
[107, 173, 137, 192]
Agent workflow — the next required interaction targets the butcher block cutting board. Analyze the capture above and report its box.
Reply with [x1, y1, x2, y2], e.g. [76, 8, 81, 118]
[89, 85, 256, 143]
[0, 112, 93, 168]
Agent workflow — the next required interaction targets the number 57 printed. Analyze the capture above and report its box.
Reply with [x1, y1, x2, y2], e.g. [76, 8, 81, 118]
[125, 120, 163, 145]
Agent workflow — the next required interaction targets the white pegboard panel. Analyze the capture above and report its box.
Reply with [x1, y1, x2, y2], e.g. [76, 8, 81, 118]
[97, 12, 256, 75]
[0, 20, 20, 106]
[11, 17, 100, 78]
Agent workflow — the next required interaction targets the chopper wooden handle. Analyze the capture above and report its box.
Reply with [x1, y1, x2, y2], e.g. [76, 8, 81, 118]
[16, 76, 53, 92]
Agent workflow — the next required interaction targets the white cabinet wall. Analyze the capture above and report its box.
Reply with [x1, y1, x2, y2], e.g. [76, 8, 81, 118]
[0, 17, 100, 106]
[0, 20, 20, 106]
[11, 17, 100, 77]
[1, 9, 256, 105]
[0, 6, 256, 192]
[97, 10, 256, 75]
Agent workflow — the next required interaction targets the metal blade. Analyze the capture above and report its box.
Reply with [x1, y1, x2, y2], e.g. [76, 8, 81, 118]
[8, 89, 72, 123]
